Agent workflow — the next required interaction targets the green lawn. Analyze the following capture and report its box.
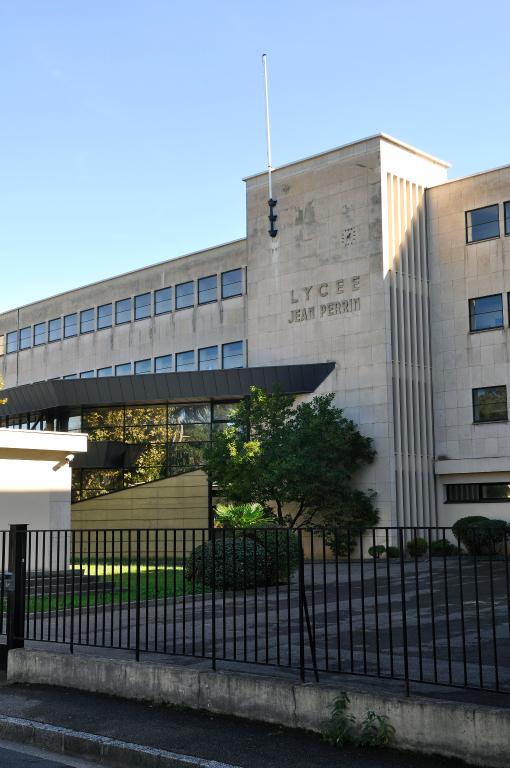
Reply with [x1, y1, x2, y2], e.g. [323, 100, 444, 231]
[27, 562, 198, 615]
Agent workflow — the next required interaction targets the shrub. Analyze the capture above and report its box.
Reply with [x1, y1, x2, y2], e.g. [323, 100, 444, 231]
[368, 545, 386, 559]
[252, 528, 300, 582]
[430, 538, 458, 557]
[214, 502, 275, 529]
[386, 546, 400, 558]
[325, 490, 379, 556]
[452, 516, 509, 555]
[186, 536, 270, 589]
[406, 537, 428, 558]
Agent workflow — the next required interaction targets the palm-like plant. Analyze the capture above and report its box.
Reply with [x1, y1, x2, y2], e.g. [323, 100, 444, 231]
[214, 502, 275, 529]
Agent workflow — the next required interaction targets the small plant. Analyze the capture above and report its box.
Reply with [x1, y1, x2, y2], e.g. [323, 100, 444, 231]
[386, 545, 400, 558]
[406, 537, 428, 558]
[430, 538, 458, 557]
[322, 693, 395, 749]
[214, 502, 275, 529]
[322, 694, 357, 747]
[357, 711, 395, 747]
[368, 545, 386, 559]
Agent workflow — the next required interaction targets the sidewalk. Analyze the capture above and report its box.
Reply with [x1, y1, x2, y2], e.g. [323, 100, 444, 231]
[0, 672, 468, 768]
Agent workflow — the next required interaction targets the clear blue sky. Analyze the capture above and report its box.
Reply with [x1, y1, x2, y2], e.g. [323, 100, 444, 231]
[1, 1, 508, 312]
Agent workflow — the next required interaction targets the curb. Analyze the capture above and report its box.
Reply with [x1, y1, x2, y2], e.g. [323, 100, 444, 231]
[0, 714, 242, 768]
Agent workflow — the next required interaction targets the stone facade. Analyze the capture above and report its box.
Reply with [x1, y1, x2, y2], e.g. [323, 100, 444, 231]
[3, 133, 510, 527]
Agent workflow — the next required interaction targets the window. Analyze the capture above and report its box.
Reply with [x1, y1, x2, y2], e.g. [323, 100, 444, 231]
[176, 350, 195, 371]
[469, 294, 503, 332]
[115, 362, 131, 376]
[446, 483, 510, 502]
[63, 374, 78, 380]
[6, 331, 17, 354]
[19, 327, 31, 350]
[64, 313, 77, 338]
[97, 303, 112, 329]
[115, 298, 131, 325]
[134, 292, 151, 320]
[466, 204, 500, 243]
[48, 318, 61, 343]
[154, 287, 171, 315]
[222, 340, 243, 369]
[222, 268, 242, 299]
[198, 275, 217, 304]
[198, 345, 218, 370]
[34, 322, 46, 346]
[135, 358, 151, 375]
[0, 336, 4, 356]
[155, 354, 172, 373]
[473, 385, 508, 423]
[175, 281, 194, 310]
[80, 308, 94, 334]
[80, 370, 94, 378]
[97, 366, 112, 377]
[505, 202, 510, 235]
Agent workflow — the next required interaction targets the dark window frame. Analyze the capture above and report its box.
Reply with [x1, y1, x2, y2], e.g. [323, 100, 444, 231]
[134, 292, 151, 321]
[465, 204, 500, 244]
[80, 370, 94, 379]
[63, 313, 78, 339]
[155, 354, 172, 373]
[48, 318, 62, 344]
[134, 358, 152, 375]
[198, 274, 218, 305]
[154, 287, 172, 315]
[221, 268, 243, 299]
[222, 340, 244, 369]
[6, 331, 17, 354]
[198, 345, 219, 370]
[469, 293, 503, 333]
[19, 326, 31, 350]
[472, 385, 508, 423]
[175, 281, 194, 311]
[505, 201, 510, 236]
[97, 366, 113, 377]
[115, 298, 131, 326]
[176, 349, 195, 371]
[115, 362, 132, 376]
[97, 303, 113, 330]
[33, 322, 46, 346]
[446, 482, 510, 503]
[80, 308, 95, 335]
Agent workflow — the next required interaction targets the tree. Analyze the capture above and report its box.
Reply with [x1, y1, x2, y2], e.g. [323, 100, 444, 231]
[205, 387, 378, 528]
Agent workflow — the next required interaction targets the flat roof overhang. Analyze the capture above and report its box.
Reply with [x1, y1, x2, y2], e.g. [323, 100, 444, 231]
[0, 363, 335, 418]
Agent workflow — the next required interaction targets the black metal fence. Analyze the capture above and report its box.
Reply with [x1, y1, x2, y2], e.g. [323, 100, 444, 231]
[2, 524, 510, 695]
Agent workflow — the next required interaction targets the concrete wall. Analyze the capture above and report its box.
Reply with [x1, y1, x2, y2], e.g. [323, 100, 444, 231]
[428, 166, 510, 524]
[72, 469, 209, 557]
[8, 650, 510, 768]
[0, 429, 87, 530]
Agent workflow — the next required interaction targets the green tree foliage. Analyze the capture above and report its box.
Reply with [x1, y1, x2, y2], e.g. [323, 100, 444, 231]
[205, 387, 377, 528]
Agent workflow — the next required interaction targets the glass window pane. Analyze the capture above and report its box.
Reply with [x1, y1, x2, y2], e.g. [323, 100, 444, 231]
[97, 366, 112, 377]
[48, 318, 61, 342]
[505, 202, 510, 236]
[199, 345, 218, 370]
[63, 374, 78, 380]
[469, 294, 503, 331]
[473, 386, 508, 422]
[135, 292, 151, 320]
[19, 327, 31, 350]
[97, 303, 112, 329]
[168, 404, 211, 423]
[115, 362, 131, 376]
[34, 322, 46, 346]
[221, 268, 242, 298]
[175, 281, 194, 310]
[213, 402, 239, 421]
[155, 354, 172, 373]
[466, 205, 500, 243]
[6, 331, 17, 354]
[168, 423, 210, 441]
[155, 287, 172, 314]
[115, 298, 131, 324]
[222, 340, 243, 369]
[168, 442, 206, 470]
[176, 349, 195, 371]
[125, 406, 167, 426]
[134, 358, 151, 374]
[80, 308, 94, 334]
[198, 275, 217, 304]
[480, 483, 510, 500]
[63, 314, 77, 338]
[80, 370, 94, 378]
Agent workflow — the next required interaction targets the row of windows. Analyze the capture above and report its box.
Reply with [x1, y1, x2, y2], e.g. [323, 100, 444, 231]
[58, 341, 244, 380]
[2, 268, 243, 354]
[466, 202, 510, 243]
[446, 483, 510, 503]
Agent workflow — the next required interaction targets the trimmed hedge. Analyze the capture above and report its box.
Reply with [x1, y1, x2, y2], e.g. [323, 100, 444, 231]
[452, 516, 509, 555]
[430, 538, 458, 557]
[406, 537, 428, 558]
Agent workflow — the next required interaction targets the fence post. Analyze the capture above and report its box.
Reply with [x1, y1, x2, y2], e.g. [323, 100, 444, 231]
[298, 529, 305, 682]
[398, 528, 410, 696]
[7, 524, 27, 652]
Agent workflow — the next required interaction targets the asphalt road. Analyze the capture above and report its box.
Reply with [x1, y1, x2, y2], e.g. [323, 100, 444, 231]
[0, 743, 98, 767]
